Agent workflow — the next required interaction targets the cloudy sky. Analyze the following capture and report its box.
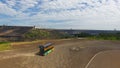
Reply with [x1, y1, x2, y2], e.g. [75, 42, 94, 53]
[0, 0, 120, 30]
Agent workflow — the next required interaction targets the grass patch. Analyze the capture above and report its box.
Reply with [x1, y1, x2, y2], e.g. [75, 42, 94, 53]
[0, 42, 12, 51]
[11, 40, 53, 46]
[11, 39, 66, 46]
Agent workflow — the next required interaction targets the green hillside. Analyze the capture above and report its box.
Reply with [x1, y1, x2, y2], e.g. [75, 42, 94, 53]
[23, 29, 72, 41]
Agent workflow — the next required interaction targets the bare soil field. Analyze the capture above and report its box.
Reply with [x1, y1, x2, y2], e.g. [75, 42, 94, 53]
[87, 50, 120, 68]
[0, 39, 120, 68]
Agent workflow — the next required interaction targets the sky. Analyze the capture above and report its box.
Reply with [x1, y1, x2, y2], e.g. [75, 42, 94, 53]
[0, 0, 120, 30]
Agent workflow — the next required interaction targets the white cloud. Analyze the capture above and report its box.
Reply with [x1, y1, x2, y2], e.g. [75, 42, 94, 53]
[0, 2, 17, 16]
[18, 0, 38, 11]
[0, 0, 120, 30]
[6, 0, 16, 7]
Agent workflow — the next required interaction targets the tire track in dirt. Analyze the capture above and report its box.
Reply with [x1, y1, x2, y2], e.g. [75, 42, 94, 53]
[0, 53, 35, 60]
[85, 51, 106, 68]
[85, 50, 120, 68]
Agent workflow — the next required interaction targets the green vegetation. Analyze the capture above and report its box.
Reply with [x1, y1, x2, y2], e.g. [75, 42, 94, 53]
[24, 29, 120, 41]
[90, 33, 120, 40]
[11, 40, 50, 46]
[1, 27, 120, 42]
[0, 42, 12, 51]
[23, 29, 73, 40]
[73, 32, 120, 40]
[24, 29, 51, 40]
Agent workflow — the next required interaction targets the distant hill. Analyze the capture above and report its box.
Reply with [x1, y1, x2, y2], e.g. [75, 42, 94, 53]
[42, 29, 120, 35]
[0, 26, 120, 41]
[0, 26, 34, 41]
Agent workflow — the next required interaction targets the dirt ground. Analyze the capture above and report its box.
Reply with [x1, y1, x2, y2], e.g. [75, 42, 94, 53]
[87, 50, 120, 68]
[0, 39, 120, 68]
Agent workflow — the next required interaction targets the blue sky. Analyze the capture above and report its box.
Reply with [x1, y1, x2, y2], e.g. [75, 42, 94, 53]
[0, 0, 120, 30]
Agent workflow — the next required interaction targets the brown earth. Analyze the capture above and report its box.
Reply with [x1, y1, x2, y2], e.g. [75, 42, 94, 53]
[0, 39, 120, 68]
[87, 50, 120, 68]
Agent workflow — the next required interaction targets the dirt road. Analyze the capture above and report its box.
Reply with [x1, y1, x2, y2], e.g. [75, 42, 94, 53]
[0, 39, 120, 68]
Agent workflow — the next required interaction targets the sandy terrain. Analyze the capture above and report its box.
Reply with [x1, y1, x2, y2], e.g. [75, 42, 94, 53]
[0, 39, 120, 68]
